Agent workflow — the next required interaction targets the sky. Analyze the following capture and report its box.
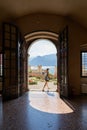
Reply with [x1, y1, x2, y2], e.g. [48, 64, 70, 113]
[28, 39, 57, 58]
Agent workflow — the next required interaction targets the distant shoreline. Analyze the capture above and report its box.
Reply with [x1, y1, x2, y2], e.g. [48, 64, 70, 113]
[29, 65, 56, 75]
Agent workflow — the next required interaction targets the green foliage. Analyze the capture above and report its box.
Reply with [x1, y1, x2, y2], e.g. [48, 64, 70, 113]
[36, 76, 41, 79]
[29, 77, 38, 85]
[54, 81, 57, 85]
[29, 81, 37, 85]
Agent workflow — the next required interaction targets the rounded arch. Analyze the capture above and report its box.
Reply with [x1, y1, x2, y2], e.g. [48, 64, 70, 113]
[24, 31, 59, 52]
[22, 31, 59, 92]
[27, 38, 57, 57]
[24, 31, 59, 42]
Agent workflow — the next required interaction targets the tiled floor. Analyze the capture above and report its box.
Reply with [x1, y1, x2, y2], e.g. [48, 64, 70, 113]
[0, 92, 87, 130]
[28, 81, 57, 91]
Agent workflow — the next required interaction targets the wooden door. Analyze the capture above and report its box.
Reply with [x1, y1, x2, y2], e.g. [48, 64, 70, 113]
[2, 23, 19, 100]
[58, 26, 69, 98]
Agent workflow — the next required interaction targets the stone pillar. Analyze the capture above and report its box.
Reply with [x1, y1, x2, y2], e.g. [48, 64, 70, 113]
[54, 53, 57, 78]
[28, 54, 31, 72]
[54, 66, 57, 78]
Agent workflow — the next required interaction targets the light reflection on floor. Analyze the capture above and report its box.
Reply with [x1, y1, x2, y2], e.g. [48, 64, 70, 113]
[29, 92, 74, 114]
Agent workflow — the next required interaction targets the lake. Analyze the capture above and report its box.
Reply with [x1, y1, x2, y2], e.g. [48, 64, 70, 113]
[31, 66, 56, 75]
[42, 66, 55, 74]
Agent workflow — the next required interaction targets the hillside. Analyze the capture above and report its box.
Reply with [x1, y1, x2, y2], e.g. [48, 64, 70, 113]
[29, 54, 57, 66]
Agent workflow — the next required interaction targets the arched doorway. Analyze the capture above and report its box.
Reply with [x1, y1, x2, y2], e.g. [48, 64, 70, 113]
[23, 31, 59, 92]
[2, 23, 69, 100]
[27, 39, 57, 91]
[23, 27, 69, 98]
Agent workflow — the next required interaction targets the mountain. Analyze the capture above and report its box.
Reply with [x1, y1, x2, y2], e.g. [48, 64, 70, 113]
[29, 54, 57, 66]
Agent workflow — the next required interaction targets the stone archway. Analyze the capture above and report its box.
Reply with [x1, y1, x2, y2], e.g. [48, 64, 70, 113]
[23, 31, 59, 92]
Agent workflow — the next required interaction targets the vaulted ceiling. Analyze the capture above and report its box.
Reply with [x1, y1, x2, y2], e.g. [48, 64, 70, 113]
[0, 0, 87, 29]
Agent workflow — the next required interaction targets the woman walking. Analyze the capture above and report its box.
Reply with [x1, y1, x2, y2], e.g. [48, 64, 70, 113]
[42, 68, 50, 91]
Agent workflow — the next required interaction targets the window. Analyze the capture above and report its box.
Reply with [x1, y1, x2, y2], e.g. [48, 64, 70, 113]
[81, 51, 87, 77]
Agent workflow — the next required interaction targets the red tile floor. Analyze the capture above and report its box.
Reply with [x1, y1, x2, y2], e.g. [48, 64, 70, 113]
[0, 92, 87, 130]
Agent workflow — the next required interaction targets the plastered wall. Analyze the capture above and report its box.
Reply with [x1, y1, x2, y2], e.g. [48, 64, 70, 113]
[1, 13, 87, 95]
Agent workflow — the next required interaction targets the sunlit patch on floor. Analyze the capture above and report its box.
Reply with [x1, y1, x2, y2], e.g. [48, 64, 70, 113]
[29, 92, 74, 114]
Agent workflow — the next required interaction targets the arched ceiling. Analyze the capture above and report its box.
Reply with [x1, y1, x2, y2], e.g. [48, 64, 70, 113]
[0, 0, 87, 29]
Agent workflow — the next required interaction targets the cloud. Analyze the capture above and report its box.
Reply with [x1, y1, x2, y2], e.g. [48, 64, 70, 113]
[28, 39, 57, 57]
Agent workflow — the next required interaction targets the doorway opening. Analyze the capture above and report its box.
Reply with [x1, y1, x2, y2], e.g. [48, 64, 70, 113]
[28, 39, 58, 92]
